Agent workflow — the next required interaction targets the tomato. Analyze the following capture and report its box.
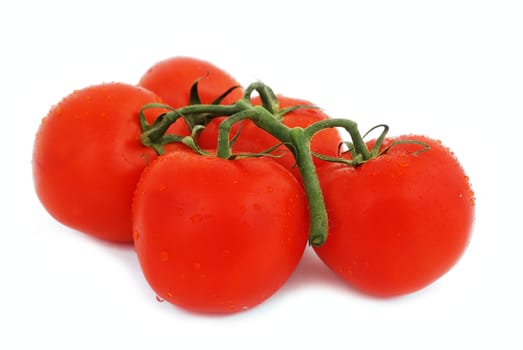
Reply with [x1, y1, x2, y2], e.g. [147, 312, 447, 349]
[132, 151, 309, 313]
[138, 56, 244, 109]
[196, 95, 343, 178]
[313, 135, 475, 297]
[32, 82, 187, 243]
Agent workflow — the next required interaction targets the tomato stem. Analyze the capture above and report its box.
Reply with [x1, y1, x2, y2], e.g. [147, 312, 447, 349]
[304, 119, 371, 164]
[290, 128, 329, 245]
[243, 81, 280, 115]
[139, 81, 383, 245]
[140, 103, 242, 154]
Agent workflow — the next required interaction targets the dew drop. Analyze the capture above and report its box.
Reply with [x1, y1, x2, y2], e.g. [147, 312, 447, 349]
[132, 231, 140, 241]
[193, 262, 201, 270]
[159, 251, 169, 262]
[239, 205, 247, 214]
[158, 183, 167, 192]
[167, 292, 173, 298]
[191, 214, 203, 223]
[266, 186, 274, 193]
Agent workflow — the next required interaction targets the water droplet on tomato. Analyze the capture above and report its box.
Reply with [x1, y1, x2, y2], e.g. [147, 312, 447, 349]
[222, 249, 231, 257]
[266, 186, 274, 193]
[132, 231, 140, 241]
[193, 262, 201, 270]
[167, 292, 174, 298]
[54, 105, 63, 116]
[159, 251, 169, 262]
[175, 207, 185, 216]
[239, 205, 247, 214]
[158, 183, 167, 191]
[191, 214, 203, 223]
[222, 300, 236, 311]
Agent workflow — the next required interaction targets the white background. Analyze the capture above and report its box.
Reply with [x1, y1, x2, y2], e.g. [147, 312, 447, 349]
[1, 1, 522, 349]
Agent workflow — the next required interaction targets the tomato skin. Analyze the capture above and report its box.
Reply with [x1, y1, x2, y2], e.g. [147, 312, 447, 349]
[138, 56, 244, 108]
[132, 151, 309, 313]
[313, 135, 475, 297]
[32, 82, 186, 243]
[196, 95, 343, 177]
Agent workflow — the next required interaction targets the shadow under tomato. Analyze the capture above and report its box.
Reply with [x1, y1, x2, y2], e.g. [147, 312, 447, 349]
[281, 246, 451, 303]
[280, 247, 359, 294]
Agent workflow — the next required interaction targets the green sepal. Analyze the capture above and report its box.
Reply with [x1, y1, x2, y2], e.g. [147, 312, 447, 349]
[227, 142, 288, 160]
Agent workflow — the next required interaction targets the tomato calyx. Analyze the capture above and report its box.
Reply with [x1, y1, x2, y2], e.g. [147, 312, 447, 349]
[188, 78, 243, 129]
[312, 123, 431, 167]
[140, 79, 243, 154]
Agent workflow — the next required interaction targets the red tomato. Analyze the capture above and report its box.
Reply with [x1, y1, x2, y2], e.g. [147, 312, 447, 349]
[132, 151, 309, 313]
[33, 82, 187, 243]
[313, 135, 475, 297]
[138, 56, 244, 109]
[196, 95, 343, 178]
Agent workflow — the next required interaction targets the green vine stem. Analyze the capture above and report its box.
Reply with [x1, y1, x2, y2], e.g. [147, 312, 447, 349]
[139, 81, 378, 246]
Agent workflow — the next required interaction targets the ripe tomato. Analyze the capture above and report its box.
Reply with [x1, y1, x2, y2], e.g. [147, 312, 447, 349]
[132, 151, 309, 313]
[313, 135, 475, 297]
[33, 82, 187, 243]
[138, 56, 244, 109]
[196, 95, 343, 178]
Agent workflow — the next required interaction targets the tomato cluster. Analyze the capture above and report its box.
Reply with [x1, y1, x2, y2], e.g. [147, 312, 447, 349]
[33, 56, 475, 313]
